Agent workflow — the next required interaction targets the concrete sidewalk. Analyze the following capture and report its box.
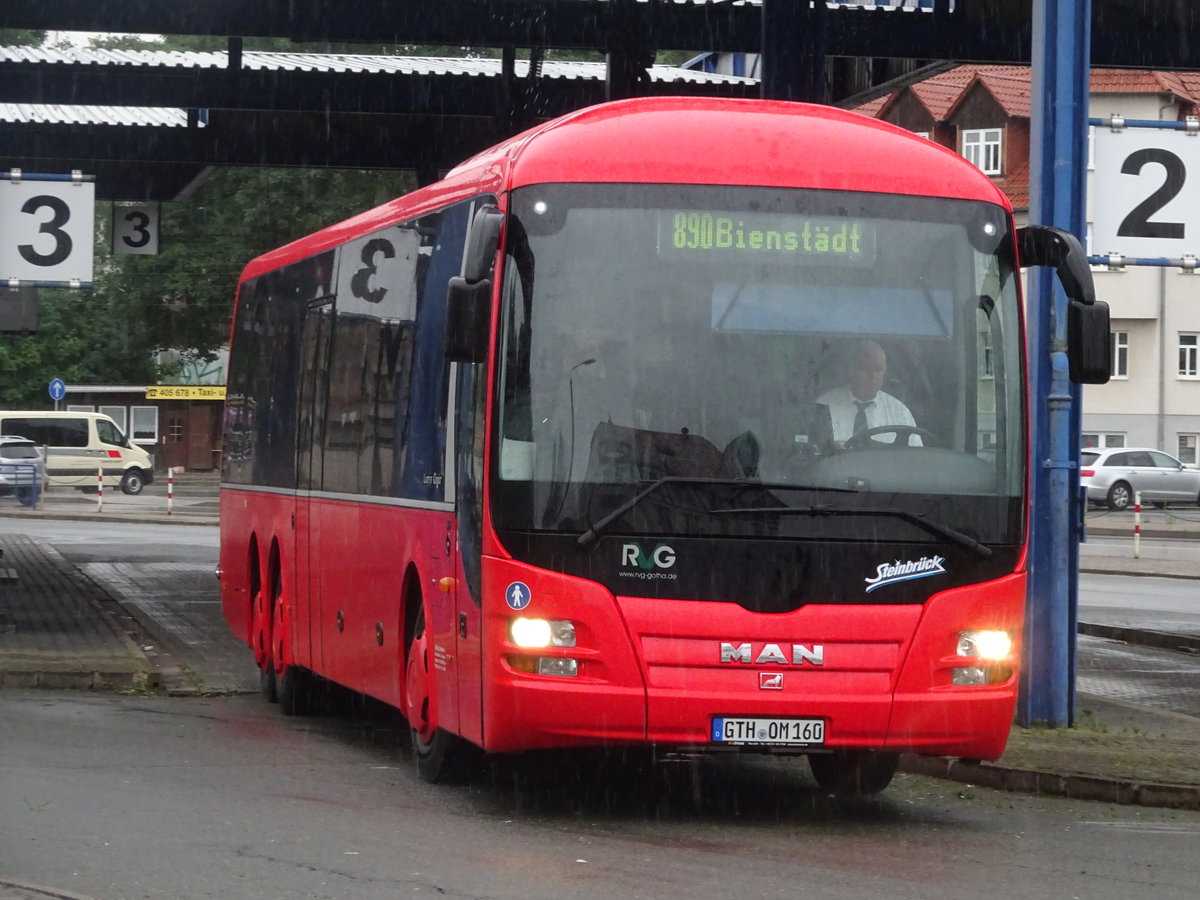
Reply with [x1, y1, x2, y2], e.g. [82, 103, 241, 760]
[1, 509, 1198, 809]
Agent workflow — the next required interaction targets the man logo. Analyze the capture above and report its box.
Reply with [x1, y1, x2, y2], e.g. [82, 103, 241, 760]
[760, 672, 784, 690]
[720, 642, 825, 666]
[620, 543, 676, 570]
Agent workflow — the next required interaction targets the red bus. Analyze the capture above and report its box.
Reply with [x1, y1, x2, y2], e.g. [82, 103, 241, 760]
[220, 96, 1108, 793]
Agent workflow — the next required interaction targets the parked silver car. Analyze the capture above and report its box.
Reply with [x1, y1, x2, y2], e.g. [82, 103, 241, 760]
[1080, 447, 1200, 510]
[0, 435, 47, 507]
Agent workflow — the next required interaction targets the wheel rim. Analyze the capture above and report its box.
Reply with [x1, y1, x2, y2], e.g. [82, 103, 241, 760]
[250, 588, 271, 667]
[272, 589, 290, 677]
[405, 612, 436, 746]
[1113, 485, 1130, 508]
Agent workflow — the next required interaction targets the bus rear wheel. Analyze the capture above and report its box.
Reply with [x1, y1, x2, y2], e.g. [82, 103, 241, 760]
[250, 587, 277, 702]
[278, 665, 316, 716]
[808, 750, 899, 796]
[271, 591, 314, 715]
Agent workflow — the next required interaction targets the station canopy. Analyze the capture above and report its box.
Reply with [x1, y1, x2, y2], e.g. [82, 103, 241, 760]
[1, 0, 1196, 200]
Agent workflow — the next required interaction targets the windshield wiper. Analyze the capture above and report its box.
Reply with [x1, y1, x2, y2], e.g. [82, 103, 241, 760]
[575, 477, 858, 550]
[708, 503, 993, 558]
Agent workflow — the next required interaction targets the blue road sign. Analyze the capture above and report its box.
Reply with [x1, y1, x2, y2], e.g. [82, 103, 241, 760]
[48, 378, 66, 401]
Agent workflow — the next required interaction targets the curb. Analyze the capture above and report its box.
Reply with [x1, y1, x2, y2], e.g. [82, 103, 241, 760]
[0, 878, 102, 900]
[899, 754, 1200, 810]
[1080, 565, 1200, 580]
[0, 509, 217, 527]
[1079, 622, 1200, 653]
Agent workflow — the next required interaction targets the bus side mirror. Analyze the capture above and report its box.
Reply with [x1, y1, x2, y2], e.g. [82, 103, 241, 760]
[1068, 299, 1111, 384]
[464, 206, 504, 283]
[446, 277, 492, 363]
[1017, 224, 1111, 384]
[446, 206, 504, 363]
[1017, 225, 1093, 304]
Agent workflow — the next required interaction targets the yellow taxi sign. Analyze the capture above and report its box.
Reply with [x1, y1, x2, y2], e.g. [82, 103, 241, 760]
[145, 385, 227, 400]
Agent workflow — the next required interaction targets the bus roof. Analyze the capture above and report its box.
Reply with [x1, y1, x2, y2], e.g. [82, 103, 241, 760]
[466, 96, 1006, 203]
[239, 96, 1008, 283]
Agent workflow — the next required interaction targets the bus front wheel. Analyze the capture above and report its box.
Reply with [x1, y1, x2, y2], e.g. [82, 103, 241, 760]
[808, 750, 899, 795]
[405, 601, 452, 782]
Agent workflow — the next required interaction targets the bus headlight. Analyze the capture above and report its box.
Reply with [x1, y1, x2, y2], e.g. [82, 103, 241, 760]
[957, 630, 1012, 660]
[510, 618, 576, 648]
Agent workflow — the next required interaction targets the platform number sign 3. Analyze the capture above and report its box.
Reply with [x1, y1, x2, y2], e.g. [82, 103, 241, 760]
[113, 203, 160, 256]
[1092, 127, 1200, 259]
[0, 178, 95, 283]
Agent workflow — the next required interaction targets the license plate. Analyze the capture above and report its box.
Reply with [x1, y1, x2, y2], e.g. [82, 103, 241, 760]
[711, 717, 825, 746]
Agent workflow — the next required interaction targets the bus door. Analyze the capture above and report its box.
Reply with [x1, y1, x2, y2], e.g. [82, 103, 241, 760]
[451, 358, 487, 745]
[296, 293, 334, 672]
[397, 201, 474, 737]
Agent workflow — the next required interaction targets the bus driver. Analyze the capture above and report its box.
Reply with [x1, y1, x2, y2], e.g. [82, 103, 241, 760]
[817, 339, 922, 448]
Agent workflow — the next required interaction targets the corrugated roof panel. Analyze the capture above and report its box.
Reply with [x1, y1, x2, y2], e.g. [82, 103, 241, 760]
[0, 103, 192, 127]
[0, 45, 756, 85]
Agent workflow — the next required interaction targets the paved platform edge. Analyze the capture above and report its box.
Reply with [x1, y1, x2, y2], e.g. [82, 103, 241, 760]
[899, 756, 1200, 811]
[20, 541, 157, 694]
[1079, 622, 1200, 653]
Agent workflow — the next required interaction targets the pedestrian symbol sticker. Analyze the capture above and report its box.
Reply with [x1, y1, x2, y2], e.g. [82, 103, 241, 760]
[505, 581, 532, 610]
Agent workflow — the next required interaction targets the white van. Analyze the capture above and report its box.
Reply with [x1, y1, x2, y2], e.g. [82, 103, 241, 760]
[0, 411, 155, 494]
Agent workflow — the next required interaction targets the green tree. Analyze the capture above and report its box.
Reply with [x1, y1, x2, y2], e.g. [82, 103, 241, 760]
[0, 288, 160, 407]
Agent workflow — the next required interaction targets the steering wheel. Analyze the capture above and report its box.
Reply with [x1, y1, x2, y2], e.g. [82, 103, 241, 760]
[843, 425, 936, 450]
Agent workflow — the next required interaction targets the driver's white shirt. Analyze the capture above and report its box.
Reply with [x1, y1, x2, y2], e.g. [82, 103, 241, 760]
[816, 386, 921, 445]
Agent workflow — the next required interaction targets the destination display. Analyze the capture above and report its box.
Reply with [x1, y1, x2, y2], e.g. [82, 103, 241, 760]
[659, 210, 876, 265]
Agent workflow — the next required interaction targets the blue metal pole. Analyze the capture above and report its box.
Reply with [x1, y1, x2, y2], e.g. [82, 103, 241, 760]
[1020, 0, 1091, 727]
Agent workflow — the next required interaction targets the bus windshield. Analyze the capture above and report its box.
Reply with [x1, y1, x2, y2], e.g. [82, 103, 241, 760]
[492, 183, 1024, 547]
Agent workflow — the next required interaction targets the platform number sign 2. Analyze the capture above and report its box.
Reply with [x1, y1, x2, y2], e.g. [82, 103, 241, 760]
[1092, 127, 1200, 258]
[0, 177, 95, 284]
[113, 203, 160, 256]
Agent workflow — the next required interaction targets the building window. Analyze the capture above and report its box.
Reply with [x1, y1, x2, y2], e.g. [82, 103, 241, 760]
[1179, 435, 1199, 466]
[914, 131, 931, 140]
[168, 417, 184, 443]
[66, 405, 95, 412]
[130, 406, 159, 445]
[962, 128, 1002, 175]
[99, 405, 127, 432]
[1082, 433, 1125, 449]
[1110, 331, 1128, 379]
[1179, 333, 1200, 378]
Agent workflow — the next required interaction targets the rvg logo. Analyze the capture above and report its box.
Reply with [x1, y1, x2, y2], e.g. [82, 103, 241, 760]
[620, 543, 676, 570]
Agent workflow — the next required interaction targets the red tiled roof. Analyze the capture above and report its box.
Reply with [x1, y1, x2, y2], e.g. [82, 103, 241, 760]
[857, 65, 1200, 121]
[1089, 68, 1200, 104]
[853, 65, 1200, 211]
[855, 95, 889, 118]
[974, 71, 1033, 118]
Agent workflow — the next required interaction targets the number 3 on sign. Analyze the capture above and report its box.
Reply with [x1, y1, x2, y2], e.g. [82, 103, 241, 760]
[113, 203, 160, 256]
[1092, 127, 1197, 259]
[0, 178, 95, 283]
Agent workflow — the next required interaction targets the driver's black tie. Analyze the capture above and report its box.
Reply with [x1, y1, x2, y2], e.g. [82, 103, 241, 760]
[853, 400, 872, 435]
